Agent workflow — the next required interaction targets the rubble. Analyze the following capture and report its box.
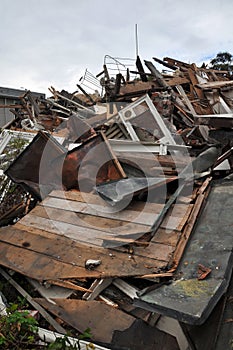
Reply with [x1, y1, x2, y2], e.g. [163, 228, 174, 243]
[0, 53, 232, 349]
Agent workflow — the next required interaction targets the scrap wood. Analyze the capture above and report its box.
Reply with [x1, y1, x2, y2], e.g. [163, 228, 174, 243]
[197, 264, 212, 280]
[153, 56, 178, 71]
[0, 267, 66, 334]
[140, 272, 175, 279]
[0, 104, 23, 109]
[144, 60, 169, 89]
[83, 278, 113, 301]
[196, 80, 233, 90]
[98, 295, 119, 308]
[136, 55, 148, 82]
[163, 57, 191, 71]
[170, 178, 212, 269]
[33, 298, 179, 348]
[104, 177, 211, 272]
[33, 298, 134, 343]
[49, 86, 95, 114]
[0, 224, 168, 280]
[45, 279, 93, 293]
[1, 52, 233, 345]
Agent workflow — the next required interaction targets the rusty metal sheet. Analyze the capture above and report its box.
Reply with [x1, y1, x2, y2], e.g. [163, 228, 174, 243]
[5, 131, 126, 198]
[61, 132, 126, 192]
[5, 131, 66, 199]
[135, 179, 233, 325]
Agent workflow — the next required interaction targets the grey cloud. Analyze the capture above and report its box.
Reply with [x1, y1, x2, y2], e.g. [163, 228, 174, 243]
[0, 0, 233, 94]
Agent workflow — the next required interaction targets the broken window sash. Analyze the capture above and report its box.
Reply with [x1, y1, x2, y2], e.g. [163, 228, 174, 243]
[117, 94, 177, 146]
[109, 139, 190, 156]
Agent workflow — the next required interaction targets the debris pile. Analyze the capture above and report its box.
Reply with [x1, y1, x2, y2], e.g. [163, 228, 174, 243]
[0, 55, 232, 349]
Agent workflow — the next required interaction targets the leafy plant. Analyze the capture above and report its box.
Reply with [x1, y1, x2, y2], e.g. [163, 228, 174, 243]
[48, 335, 79, 349]
[48, 329, 93, 350]
[0, 302, 93, 349]
[0, 302, 39, 349]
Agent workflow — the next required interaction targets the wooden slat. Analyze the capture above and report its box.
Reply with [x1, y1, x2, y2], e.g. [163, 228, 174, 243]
[18, 215, 112, 247]
[49, 189, 165, 214]
[151, 228, 181, 246]
[40, 196, 157, 226]
[0, 226, 166, 279]
[133, 242, 174, 262]
[27, 205, 149, 235]
[170, 178, 211, 269]
[44, 191, 193, 230]
[18, 216, 175, 262]
[161, 203, 193, 231]
[16, 221, 168, 263]
[49, 189, 192, 215]
[0, 240, 100, 280]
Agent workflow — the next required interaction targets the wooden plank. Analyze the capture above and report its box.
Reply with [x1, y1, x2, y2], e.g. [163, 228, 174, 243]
[162, 203, 193, 231]
[28, 205, 150, 235]
[49, 189, 165, 214]
[0, 104, 23, 108]
[166, 77, 190, 86]
[151, 228, 181, 247]
[82, 278, 113, 301]
[196, 80, 233, 89]
[0, 240, 100, 280]
[18, 215, 112, 247]
[36, 200, 192, 232]
[15, 223, 175, 266]
[33, 298, 135, 343]
[48, 192, 190, 216]
[133, 242, 174, 262]
[170, 178, 211, 269]
[0, 225, 166, 279]
[18, 215, 175, 262]
[188, 68, 205, 100]
[33, 298, 179, 348]
[40, 196, 157, 226]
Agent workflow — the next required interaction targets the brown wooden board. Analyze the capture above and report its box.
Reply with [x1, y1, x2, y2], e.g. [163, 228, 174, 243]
[38, 196, 157, 226]
[28, 205, 150, 235]
[0, 225, 166, 280]
[34, 298, 179, 349]
[0, 183, 202, 283]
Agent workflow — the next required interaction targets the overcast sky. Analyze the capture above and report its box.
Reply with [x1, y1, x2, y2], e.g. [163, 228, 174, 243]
[1, 0, 232, 95]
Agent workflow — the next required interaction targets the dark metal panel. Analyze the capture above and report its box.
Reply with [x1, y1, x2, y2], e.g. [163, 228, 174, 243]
[135, 179, 233, 325]
[5, 131, 66, 199]
[95, 177, 175, 206]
